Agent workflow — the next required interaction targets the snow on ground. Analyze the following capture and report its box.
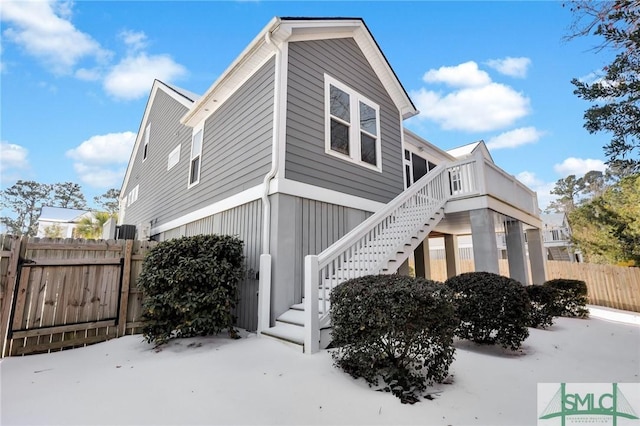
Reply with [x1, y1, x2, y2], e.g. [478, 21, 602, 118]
[1, 306, 639, 426]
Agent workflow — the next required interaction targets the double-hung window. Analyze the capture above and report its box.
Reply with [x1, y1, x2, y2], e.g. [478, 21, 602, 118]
[325, 75, 381, 171]
[189, 128, 203, 187]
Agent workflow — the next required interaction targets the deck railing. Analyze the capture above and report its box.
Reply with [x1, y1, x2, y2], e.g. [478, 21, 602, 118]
[303, 158, 481, 353]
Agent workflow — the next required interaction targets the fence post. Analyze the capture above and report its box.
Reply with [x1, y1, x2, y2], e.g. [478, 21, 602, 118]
[0, 236, 23, 358]
[117, 240, 134, 337]
[304, 255, 319, 354]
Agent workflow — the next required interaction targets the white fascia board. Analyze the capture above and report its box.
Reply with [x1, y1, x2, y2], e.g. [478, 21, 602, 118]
[152, 185, 264, 235]
[181, 17, 281, 128]
[445, 195, 542, 229]
[403, 128, 457, 162]
[352, 27, 417, 120]
[271, 178, 385, 213]
[285, 19, 418, 121]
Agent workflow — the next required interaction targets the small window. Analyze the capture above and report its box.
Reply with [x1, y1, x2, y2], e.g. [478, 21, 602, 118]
[167, 144, 181, 170]
[189, 129, 203, 187]
[127, 185, 139, 207]
[325, 75, 381, 171]
[142, 124, 150, 161]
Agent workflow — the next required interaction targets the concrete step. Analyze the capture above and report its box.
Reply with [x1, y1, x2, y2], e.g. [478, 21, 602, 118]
[261, 322, 304, 348]
[277, 309, 305, 326]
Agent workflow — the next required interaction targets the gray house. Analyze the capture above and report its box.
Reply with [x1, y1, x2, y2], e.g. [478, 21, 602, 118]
[119, 17, 547, 353]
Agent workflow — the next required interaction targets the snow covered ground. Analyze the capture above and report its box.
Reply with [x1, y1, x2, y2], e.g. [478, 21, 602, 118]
[1, 306, 639, 426]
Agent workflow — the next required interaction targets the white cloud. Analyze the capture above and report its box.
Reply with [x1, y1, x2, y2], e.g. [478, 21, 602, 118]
[0, 141, 30, 182]
[516, 171, 556, 210]
[486, 57, 531, 78]
[72, 163, 127, 188]
[0, 0, 109, 74]
[553, 157, 607, 177]
[486, 127, 545, 150]
[75, 67, 102, 81]
[411, 83, 530, 132]
[119, 29, 148, 53]
[413, 60, 531, 132]
[103, 53, 187, 100]
[66, 132, 136, 188]
[423, 61, 491, 88]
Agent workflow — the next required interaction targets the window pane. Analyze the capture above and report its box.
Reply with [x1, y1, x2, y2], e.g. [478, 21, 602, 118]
[330, 119, 350, 155]
[359, 102, 377, 136]
[192, 130, 203, 156]
[330, 85, 350, 122]
[361, 133, 377, 165]
[190, 156, 200, 184]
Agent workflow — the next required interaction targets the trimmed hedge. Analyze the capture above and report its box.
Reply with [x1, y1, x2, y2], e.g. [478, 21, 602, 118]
[331, 275, 457, 404]
[445, 272, 530, 350]
[543, 279, 589, 318]
[525, 285, 560, 329]
[138, 234, 245, 345]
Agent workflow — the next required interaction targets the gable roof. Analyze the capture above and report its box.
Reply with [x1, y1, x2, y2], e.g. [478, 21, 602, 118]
[120, 80, 198, 198]
[181, 16, 418, 127]
[446, 140, 494, 163]
[540, 213, 568, 228]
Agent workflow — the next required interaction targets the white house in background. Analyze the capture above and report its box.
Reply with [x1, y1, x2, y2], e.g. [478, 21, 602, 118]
[118, 17, 547, 353]
[541, 213, 582, 262]
[37, 206, 91, 238]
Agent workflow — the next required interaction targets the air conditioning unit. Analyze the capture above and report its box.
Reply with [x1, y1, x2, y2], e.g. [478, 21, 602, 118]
[116, 224, 136, 240]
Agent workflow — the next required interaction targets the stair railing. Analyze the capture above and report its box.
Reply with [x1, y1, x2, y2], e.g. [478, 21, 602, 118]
[303, 158, 480, 353]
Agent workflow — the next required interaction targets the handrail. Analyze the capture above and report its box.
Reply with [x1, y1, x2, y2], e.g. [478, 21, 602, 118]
[303, 157, 480, 353]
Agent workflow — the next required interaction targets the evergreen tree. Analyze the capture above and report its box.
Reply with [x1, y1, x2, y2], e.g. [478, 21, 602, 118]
[566, 0, 640, 170]
[0, 180, 52, 236]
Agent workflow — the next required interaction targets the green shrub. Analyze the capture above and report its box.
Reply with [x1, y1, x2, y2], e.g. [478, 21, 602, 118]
[543, 279, 589, 318]
[331, 275, 457, 404]
[525, 285, 560, 329]
[445, 272, 530, 350]
[138, 234, 245, 345]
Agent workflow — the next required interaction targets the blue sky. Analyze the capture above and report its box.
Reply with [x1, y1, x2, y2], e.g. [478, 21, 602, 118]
[1, 1, 612, 210]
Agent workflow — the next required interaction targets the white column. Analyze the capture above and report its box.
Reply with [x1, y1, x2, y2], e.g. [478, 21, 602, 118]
[505, 220, 529, 284]
[414, 237, 431, 279]
[470, 209, 499, 274]
[444, 234, 459, 278]
[526, 228, 547, 284]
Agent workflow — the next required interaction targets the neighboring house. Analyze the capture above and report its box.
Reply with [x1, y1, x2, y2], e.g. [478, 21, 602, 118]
[119, 17, 547, 353]
[37, 206, 91, 238]
[541, 213, 582, 262]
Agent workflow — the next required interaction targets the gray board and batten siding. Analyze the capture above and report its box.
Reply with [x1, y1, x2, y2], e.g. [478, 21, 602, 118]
[124, 57, 275, 231]
[159, 199, 263, 332]
[285, 38, 405, 204]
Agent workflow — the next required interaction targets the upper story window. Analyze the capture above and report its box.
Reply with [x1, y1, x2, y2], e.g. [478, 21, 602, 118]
[142, 124, 151, 161]
[189, 128, 203, 187]
[325, 74, 381, 171]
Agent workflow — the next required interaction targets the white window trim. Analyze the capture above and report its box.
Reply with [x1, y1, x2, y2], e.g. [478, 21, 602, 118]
[188, 123, 204, 188]
[142, 123, 150, 162]
[324, 74, 382, 172]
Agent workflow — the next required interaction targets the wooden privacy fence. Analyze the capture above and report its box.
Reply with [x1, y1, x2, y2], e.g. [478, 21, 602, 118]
[430, 259, 640, 313]
[0, 235, 156, 357]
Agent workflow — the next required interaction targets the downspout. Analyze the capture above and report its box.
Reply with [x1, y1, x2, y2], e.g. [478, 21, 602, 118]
[258, 28, 282, 332]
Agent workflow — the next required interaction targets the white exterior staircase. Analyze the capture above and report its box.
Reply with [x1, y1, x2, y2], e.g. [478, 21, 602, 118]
[262, 159, 480, 352]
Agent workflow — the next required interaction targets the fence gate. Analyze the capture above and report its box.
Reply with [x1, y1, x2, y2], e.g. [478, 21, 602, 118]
[0, 237, 140, 357]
